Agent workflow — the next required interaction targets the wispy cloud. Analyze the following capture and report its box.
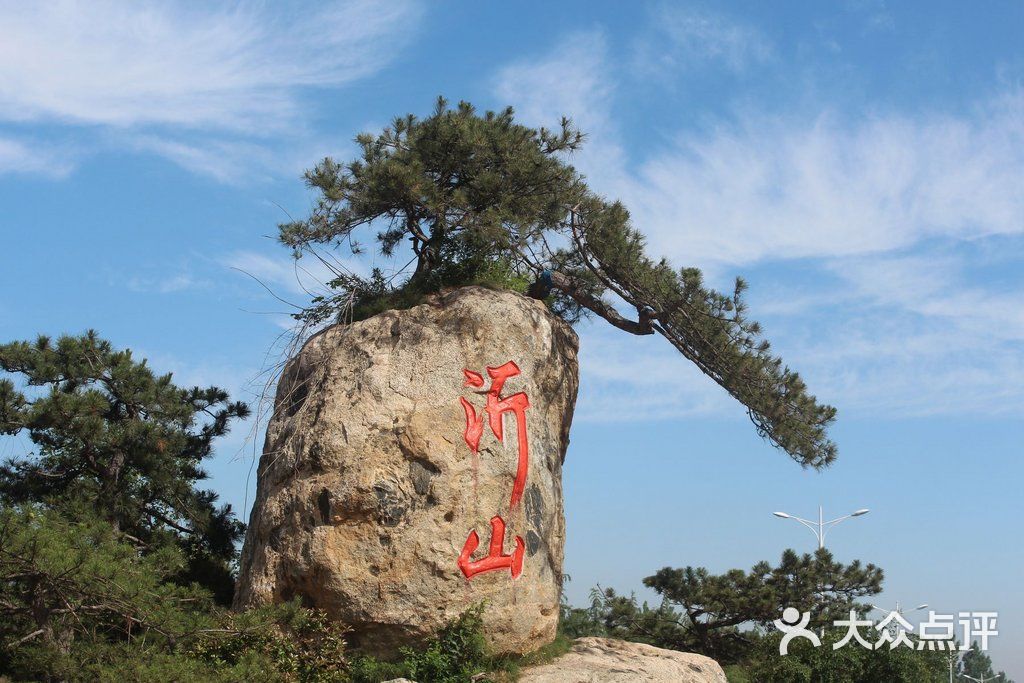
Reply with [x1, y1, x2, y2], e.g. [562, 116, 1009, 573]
[829, 252, 1024, 342]
[0, 1, 419, 132]
[222, 249, 370, 300]
[126, 272, 208, 294]
[0, 0, 421, 179]
[626, 91, 1024, 269]
[0, 136, 76, 178]
[575, 325, 735, 422]
[493, 29, 626, 192]
[634, 5, 774, 77]
[494, 29, 612, 132]
[845, 0, 896, 33]
[778, 317, 1024, 418]
[128, 136, 276, 185]
[729, 245, 1024, 418]
[223, 251, 329, 300]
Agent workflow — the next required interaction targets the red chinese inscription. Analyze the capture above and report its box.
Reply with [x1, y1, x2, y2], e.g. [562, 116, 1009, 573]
[459, 361, 530, 508]
[457, 361, 530, 580]
[457, 515, 525, 579]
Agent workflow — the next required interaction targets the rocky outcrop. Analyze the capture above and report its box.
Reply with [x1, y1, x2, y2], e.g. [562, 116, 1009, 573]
[517, 638, 728, 682]
[235, 287, 579, 656]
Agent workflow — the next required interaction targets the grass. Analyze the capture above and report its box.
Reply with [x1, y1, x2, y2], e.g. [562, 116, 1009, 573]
[724, 663, 753, 682]
[346, 606, 575, 683]
[484, 634, 575, 682]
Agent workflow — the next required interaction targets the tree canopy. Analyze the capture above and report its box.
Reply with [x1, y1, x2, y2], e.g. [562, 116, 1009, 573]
[278, 98, 837, 468]
[0, 331, 249, 603]
[563, 548, 883, 662]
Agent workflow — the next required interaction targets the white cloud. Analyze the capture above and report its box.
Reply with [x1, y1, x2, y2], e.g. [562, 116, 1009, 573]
[494, 29, 612, 132]
[829, 253, 1024, 342]
[732, 247, 1024, 418]
[129, 136, 276, 184]
[845, 0, 896, 33]
[625, 92, 1024, 269]
[0, 136, 76, 177]
[0, 0, 420, 180]
[126, 272, 208, 294]
[634, 5, 773, 76]
[224, 251, 326, 300]
[575, 325, 735, 422]
[222, 249, 370, 301]
[779, 314, 1024, 418]
[493, 29, 626, 193]
[0, 0, 420, 133]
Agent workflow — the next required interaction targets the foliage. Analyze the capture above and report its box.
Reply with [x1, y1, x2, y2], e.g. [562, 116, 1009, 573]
[723, 663, 753, 682]
[277, 98, 583, 326]
[645, 547, 884, 633]
[561, 576, 961, 682]
[398, 605, 490, 683]
[560, 549, 882, 663]
[0, 502, 357, 682]
[958, 641, 1013, 682]
[0, 332, 546, 682]
[279, 97, 837, 467]
[0, 331, 249, 603]
[190, 602, 350, 682]
[748, 630, 948, 682]
[346, 604, 575, 683]
[558, 555, 1024, 682]
[349, 605, 488, 683]
[0, 504, 216, 680]
[487, 633, 574, 680]
[560, 587, 694, 650]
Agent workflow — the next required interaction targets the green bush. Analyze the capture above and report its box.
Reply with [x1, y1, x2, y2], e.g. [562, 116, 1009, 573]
[349, 605, 489, 683]
[747, 630, 947, 683]
[190, 603, 350, 682]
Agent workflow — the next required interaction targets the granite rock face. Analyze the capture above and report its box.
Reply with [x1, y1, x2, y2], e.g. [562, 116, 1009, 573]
[235, 287, 579, 656]
[517, 637, 728, 683]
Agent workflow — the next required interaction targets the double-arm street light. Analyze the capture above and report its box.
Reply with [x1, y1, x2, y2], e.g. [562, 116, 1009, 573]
[870, 602, 929, 616]
[962, 674, 1005, 682]
[772, 506, 870, 549]
[869, 602, 929, 636]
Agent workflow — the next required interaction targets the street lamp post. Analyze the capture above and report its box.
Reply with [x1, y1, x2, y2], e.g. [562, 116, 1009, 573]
[772, 506, 870, 549]
[869, 602, 929, 616]
[869, 602, 928, 636]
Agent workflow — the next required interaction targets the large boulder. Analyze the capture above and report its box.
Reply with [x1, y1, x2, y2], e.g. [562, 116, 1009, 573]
[235, 286, 579, 656]
[517, 638, 728, 682]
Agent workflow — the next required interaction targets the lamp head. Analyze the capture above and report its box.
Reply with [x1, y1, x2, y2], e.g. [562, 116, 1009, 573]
[773, 512, 790, 519]
[852, 508, 870, 517]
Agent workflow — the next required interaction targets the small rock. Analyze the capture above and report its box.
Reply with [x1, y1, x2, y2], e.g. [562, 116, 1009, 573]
[517, 637, 728, 682]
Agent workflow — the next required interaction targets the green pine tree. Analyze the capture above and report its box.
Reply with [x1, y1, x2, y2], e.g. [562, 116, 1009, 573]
[0, 331, 250, 604]
[959, 641, 1013, 682]
[0, 504, 215, 678]
[565, 549, 883, 662]
[0, 503, 355, 682]
[279, 97, 837, 467]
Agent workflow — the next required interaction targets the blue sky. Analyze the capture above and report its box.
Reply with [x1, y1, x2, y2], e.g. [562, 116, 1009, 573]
[1, 0, 1022, 676]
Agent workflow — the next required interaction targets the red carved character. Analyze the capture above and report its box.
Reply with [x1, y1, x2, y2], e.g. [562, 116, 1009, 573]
[457, 515, 525, 579]
[459, 361, 530, 508]
[457, 361, 531, 580]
